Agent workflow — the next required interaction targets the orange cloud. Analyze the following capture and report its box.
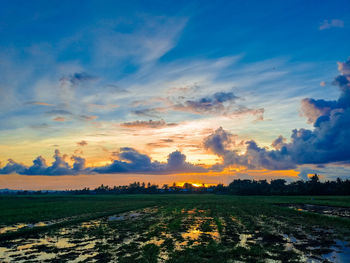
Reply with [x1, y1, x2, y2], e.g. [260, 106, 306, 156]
[30, 102, 54, 106]
[53, 117, 65, 122]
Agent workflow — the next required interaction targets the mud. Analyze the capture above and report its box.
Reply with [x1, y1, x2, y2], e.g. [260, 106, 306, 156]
[277, 203, 350, 218]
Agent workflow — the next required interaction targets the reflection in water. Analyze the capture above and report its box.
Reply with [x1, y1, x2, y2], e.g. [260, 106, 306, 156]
[181, 222, 220, 242]
[0, 224, 28, 234]
[323, 240, 350, 262]
[176, 209, 220, 250]
[278, 203, 350, 218]
[239, 233, 254, 248]
[282, 233, 350, 262]
[0, 236, 83, 262]
[0, 220, 57, 234]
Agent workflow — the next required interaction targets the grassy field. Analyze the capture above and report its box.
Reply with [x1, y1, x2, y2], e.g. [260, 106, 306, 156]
[0, 195, 350, 262]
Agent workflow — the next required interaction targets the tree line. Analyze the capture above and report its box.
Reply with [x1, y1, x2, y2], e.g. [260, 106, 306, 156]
[3, 174, 350, 195]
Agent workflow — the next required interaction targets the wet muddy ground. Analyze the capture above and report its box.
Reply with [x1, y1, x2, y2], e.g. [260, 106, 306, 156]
[277, 203, 350, 218]
[0, 201, 349, 263]
[0, 195, 350, 263]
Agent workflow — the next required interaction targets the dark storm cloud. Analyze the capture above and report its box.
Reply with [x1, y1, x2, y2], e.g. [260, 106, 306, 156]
[0, 148, 205, 175]
[271, 135, 286, 150]
[204, 127, 297, 171]
[0, 150, 86, 176]
[93, 148, 205, 174]
[0, 159, 27, 174]
[204, 57, 350, 171]
[71, 156, 86, 171]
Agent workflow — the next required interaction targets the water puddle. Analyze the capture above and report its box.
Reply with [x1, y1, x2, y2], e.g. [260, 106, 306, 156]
[322, 240, 350, 262]
[174, 209, 220, 250]
[277, 203, 350, 218]
[238, 233, 254, 248]
[282, 232, 350, 262]
[108, 211, 142, 221]
[0, 214, 94, 235]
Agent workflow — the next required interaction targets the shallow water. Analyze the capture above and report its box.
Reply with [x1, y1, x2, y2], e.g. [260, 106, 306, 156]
[322, 240, 350, 263]
[278, 203, 350, 218]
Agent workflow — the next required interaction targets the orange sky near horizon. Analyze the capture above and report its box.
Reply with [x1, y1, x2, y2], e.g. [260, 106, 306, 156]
[0, 169, 300, 191]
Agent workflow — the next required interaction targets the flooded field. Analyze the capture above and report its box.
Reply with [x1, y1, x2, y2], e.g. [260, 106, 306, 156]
[0, 195, 350, 262]
[277, 203, 350, 218]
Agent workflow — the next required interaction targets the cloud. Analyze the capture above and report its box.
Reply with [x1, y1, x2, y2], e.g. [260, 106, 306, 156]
[94, 15, 187, 65]
[166, 150, 204, 172]
[71, 156, 86, 171]
[146, 139, 174, 148]
[79, 115, 98, 121]
[0, 148, 205, 175]
[93, 147, 205, 174]
[173, 91, 239, 114]
[87, 103, 119, 112]
[337, 59, 350, 75]
[132, 91, 264, 120]
[29, 123, 50, 129]
[132, 108, 165, 118]
[60, 72, 97, 87]
[204, 127, 296, 170]
[77, 140, 88, 146]
[204, 58, 350, 170]
[120, 120, 177, 129]
[45, 108, 97, 123]
[271, 135, 286, 150]
[27, 101, 54, 106]
[300, 98, 337, 123]
[319, 19, 344, 30]
[46, 109, 73, 116]
[0, 159, 27, 174]
[0, 150, 86, 176]
[297, 164, 350, 181]
[53, 117, 66, 122]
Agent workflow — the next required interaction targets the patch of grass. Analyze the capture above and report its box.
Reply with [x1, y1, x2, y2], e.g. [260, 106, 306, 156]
[142, 243, 160, 263]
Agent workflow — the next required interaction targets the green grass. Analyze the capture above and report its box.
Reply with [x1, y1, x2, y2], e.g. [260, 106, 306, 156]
[1, 194, 349, 232]
[0, 195, 158, 225]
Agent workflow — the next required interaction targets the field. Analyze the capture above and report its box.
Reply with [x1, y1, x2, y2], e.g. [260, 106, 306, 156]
[0, 195, 350, 263]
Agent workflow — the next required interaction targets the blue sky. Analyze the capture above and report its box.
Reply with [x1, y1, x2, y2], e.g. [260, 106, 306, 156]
[0, 0, 350, 189]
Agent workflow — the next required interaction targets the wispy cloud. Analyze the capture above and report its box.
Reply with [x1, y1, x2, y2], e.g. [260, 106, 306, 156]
[53, 117, 66, 122]
[27, 101, 54, 106]
[94, 15, 188, 66]
[120, 120, 177, 129]
[319, 19, 344, 30]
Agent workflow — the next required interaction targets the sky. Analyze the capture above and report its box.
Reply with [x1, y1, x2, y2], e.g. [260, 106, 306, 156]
[0, 0, 350, 190]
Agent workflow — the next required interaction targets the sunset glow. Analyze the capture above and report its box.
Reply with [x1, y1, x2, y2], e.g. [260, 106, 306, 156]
[0, 1, 350, 190]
